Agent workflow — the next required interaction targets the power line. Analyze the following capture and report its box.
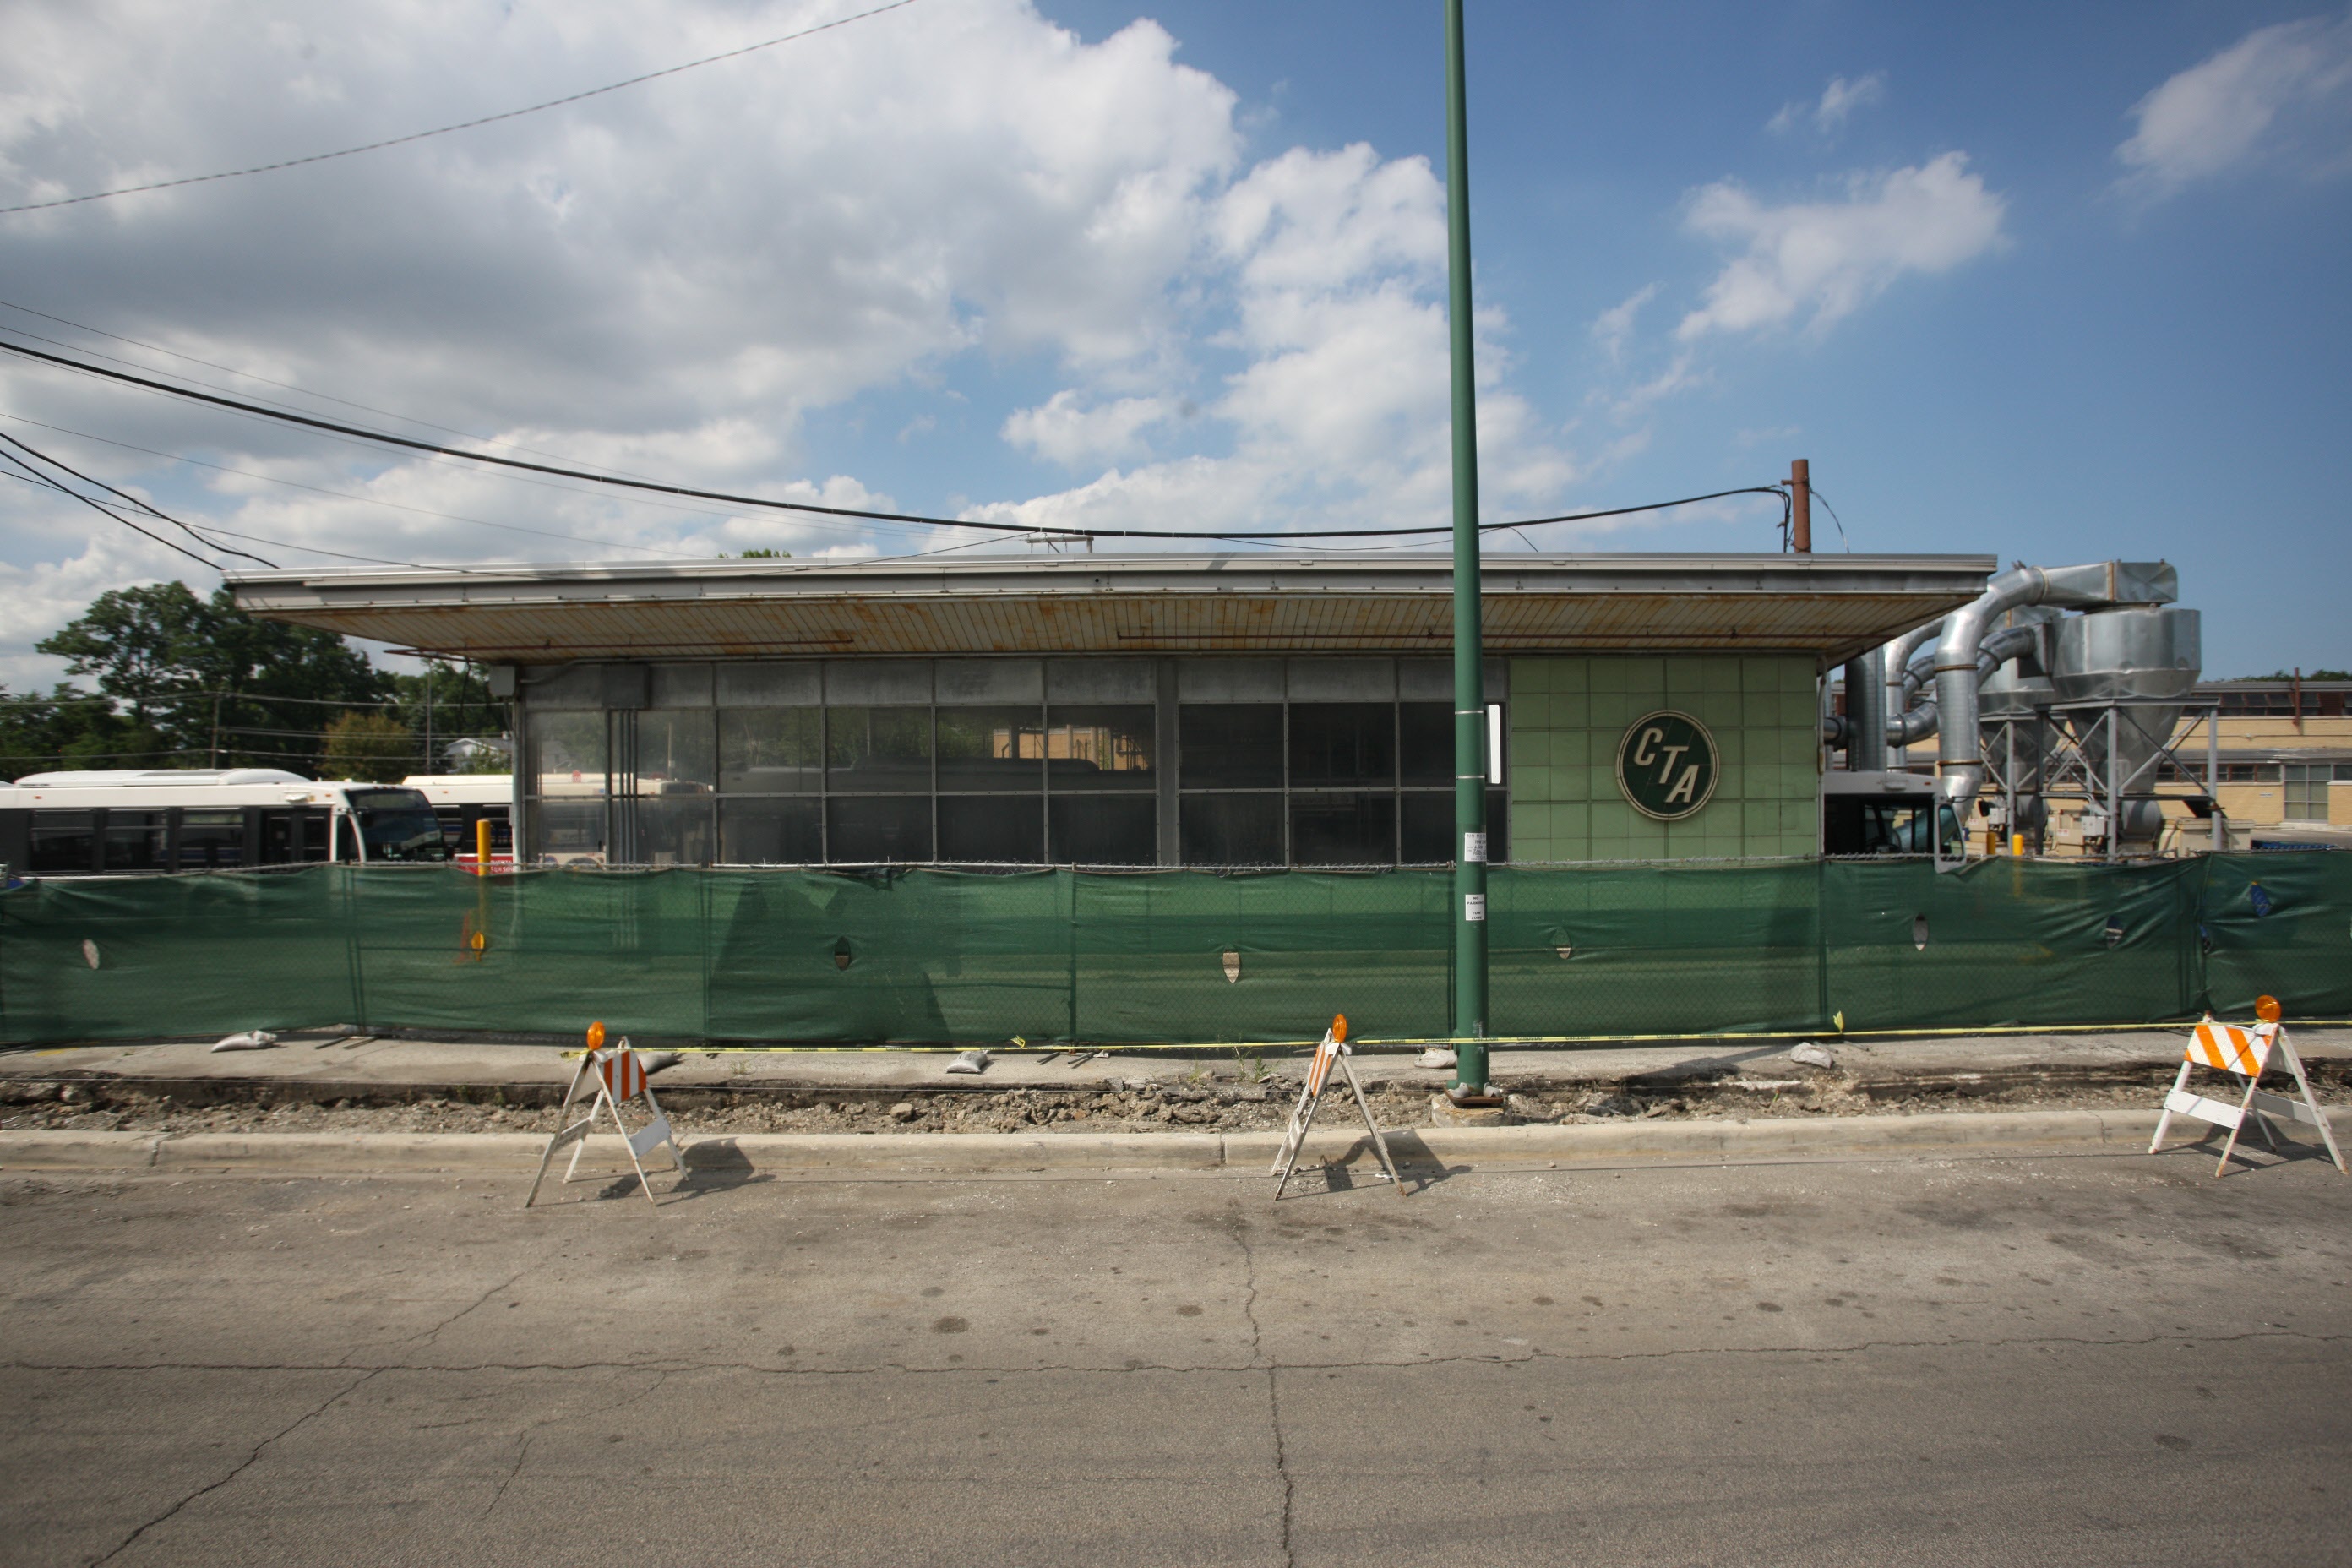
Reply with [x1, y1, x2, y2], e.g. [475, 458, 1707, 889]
[0, 337, 1789, 545]
[0, 456, 225, 572]
[0, 0, 927, 216]
[0, 427, 274, 567]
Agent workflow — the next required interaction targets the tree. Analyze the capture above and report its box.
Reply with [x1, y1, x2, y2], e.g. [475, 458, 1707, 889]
[0, 685, 177, 777]
[319, 712, 417, 782]
[33, 581, 394, 770]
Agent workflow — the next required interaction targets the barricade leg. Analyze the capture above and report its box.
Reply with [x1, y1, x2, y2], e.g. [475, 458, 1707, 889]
[525, 1056, 597, 1208]
[2280, 1040, 2348, 1175]
[2215, 1073, 2267, 1178]
[2148, 1060, 2193, 1156]
[1339, 1057, 1406, 1196]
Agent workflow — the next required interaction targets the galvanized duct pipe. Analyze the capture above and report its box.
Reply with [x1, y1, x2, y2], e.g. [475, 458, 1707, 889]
[1932, 563, 2162, 816]
[1884, 623, 2038, 753]
[1883, 620, 1945, 749]
[1840, 646, 1886, 770]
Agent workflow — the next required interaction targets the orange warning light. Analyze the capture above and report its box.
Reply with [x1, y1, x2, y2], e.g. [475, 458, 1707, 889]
[2255, 994, 2282, 1024]
[1330, 1013, 1348, 1043]
[585, 1020, 607, 1050]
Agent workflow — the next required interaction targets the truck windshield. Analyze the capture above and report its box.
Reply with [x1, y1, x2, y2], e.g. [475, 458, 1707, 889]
[346, 788, 451, 863]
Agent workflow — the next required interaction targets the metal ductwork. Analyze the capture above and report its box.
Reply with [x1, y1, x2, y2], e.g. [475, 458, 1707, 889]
[1933, 562, 2190, 847]
[1882, 620, 1945, 749]
[2051, 603, 2201, 850]
[1838, 646, 1886, 770]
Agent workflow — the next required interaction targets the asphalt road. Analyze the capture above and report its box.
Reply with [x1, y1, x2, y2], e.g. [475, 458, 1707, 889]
[3, 1144, 2349, 1566]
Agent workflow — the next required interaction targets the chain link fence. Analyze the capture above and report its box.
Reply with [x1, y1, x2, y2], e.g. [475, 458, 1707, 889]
[2, 854, 2344, 1048]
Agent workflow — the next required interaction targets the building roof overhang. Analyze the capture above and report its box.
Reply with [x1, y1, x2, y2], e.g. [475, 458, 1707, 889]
[226, 552, 1997, 667]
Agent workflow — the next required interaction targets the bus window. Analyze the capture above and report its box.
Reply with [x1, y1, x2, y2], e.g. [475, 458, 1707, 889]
[179, 809, 245, 869]
[30, 811, 96, 874]
[302, 812, 332, 862]
[336, 814, 362, 863]
[345, 788, 450, 863]
[102, 811, 170, 871]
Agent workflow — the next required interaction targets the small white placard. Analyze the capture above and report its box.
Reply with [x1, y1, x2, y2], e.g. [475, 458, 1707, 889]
[1464, 893, 1486, 923]
[1463, 831, 1487, 863]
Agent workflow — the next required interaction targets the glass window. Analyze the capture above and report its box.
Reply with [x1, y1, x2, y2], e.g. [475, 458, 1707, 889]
[719, 798, 822, 864]
[828, 797, 932, 862]
[637, 797, 714, 866]
[177, 809, 245, 869]
[1290, 792, 1396, 866]
[1288, 704, 1395, 788]
[937, 706, 1046, 792]
[1049, 796, 1155, 866]
[720, 708, 822, 793]
[1398, 702, 1452, 787]
[1179, 794, 1282, 865]
[528, 710, 607, 795]
[101, 812, 169, 872]
[828, 707, 931, 792]
[939, 795, 1045, 863]
[30, 812, 95, 874]
[1400, 792, 1454, 864]
[533, 800, 607, 864]
[1047, 705, 1155, 791]
[2283, 763, 2337, 822]
[634, 709, 715, 794]
[1179, 704, 1282, 788]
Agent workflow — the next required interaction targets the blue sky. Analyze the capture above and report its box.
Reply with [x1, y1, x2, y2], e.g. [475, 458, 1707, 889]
[1, 0, 2346, 681]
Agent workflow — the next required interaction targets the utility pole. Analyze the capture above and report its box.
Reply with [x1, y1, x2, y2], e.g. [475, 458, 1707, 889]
[1789, 459, 1811, 553]
[424, 663, 435, 776]
[1444, 0, 1490, 1099]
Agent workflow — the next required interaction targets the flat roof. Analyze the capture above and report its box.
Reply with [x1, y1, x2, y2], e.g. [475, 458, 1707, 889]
[227, 551, 1997, 667]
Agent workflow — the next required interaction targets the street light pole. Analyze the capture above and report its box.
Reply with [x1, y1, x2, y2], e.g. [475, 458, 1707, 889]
[1444, 0, 1489, 1097]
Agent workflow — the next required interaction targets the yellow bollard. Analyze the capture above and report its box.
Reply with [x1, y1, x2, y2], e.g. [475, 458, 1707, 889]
[476, 816, 493, 877]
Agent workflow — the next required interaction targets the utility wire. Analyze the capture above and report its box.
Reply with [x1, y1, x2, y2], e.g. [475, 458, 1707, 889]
[0, 338, 1788, 545]
[0, 456, 224, 571]
[1808, 485, 1854, 551]
[0, 428, 274, 566]
[0, 0, 925, 216]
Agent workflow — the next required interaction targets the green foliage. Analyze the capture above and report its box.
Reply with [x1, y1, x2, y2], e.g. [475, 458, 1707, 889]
[735, 548, 791, 558]
[30, 581, 392, 770]
[319, 711, 417, 782]
[2229, 669, 2352, 682]
[0, 684, 177, 776]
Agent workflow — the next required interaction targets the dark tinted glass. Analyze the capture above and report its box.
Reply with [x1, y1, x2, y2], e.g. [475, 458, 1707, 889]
[1486, 789, 1509, 863]
[1398, 701, 1451, 786]
[1179, 793, 1283, 865]
[29, 812, 95, 873]
[1179, 704, 1282, 787]
[634, 709, 714, 792]
[719, 798, 821, 863]
[829, 796, 932, 862]
[937, 706, 1045, 792]
[1400, 792, 1453, 864]
[1048, 796, 1155, 865]
[177, 809, 245, 869]
[827, 707, 931, 792]
[527, 710, 606, 792]
[637, 797, 714, 865]
[719, 709, 821, 792]
[1288, 703, 1395, 787]
[1290, 792, 1396, 866]
[534, 800, 607, 863]
[102, 812, 169, 871]
[939, 795, 1045, 863]
[1047, 705, 1155, 791]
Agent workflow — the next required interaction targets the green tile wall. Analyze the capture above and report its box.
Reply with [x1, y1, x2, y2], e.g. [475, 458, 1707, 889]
[1507, 656, 1821, 862]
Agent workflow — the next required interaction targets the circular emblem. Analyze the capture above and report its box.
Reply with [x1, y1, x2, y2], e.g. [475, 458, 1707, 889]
[1616, 710, 1719, 820]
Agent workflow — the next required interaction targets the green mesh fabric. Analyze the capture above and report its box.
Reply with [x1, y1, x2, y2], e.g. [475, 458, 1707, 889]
[2, 857, 2344, 1047]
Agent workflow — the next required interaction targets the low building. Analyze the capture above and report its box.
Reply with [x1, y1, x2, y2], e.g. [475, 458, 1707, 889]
[230, 552, 1993, 868]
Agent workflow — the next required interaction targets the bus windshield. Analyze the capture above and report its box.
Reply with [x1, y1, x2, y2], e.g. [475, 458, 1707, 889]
[346, 788, 452, 863]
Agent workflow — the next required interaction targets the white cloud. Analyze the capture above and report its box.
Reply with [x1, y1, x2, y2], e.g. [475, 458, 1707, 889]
[2116, 13, 2352, 198]
[1590, 283, 1658, 365]
[1674, 153, 2006, 340]
[1001, 391, 1173, 467]
[1767, 73, 1886, 137]
[0, 0, 1595, 684]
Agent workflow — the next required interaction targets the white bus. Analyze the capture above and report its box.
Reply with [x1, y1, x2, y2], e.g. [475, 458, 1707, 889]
[0, 770, 452, 877]
[400, 774, 517, 869]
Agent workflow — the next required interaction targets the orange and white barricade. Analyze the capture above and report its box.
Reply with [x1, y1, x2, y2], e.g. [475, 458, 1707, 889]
[2149, 996, 2345, 1178]
[525, 1022, 683, 1208]
[1271, 1014, 1405, 1200]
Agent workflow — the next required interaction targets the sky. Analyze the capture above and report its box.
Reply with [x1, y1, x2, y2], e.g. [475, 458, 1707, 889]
[0, 0, 2346, 688]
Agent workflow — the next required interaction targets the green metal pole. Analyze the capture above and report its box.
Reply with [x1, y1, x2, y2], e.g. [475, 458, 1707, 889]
[1444, 0, 1489, 1097]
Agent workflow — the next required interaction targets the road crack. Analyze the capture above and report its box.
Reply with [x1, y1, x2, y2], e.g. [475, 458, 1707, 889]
[1228, 1200, 1294, 1568]
[93, 1367, 378, 1565]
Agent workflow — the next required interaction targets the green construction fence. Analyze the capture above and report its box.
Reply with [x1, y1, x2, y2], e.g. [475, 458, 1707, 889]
[1, 855, 2345, 1048]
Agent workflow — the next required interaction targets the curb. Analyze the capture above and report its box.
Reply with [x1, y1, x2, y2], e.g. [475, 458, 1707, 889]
[8, 1106, 2342, 1177]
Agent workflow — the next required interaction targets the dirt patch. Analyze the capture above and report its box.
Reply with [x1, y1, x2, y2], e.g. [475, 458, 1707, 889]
[3, 1064, 2341, 1136]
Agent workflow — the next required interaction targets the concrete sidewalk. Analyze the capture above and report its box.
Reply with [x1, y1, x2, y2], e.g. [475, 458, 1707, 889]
[3, 1026, 2347, 1107]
